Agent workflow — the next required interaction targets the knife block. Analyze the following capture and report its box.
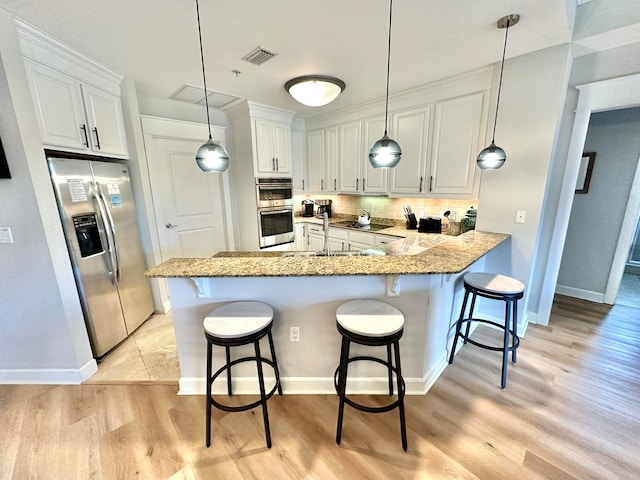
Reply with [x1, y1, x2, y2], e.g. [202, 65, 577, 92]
[406, 214, 417, 230]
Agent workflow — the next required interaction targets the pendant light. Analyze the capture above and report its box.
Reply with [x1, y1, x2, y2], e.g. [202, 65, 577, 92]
[476, 14, 519, 170]
[285, 75, 346, 107]
[368, 0, 401, 169]
[194, 0, 230, 172]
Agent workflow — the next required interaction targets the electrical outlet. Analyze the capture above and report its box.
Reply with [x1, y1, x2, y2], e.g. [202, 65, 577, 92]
[515, 211, 526, 224]
[0, 227, 14, 244]
[290, 326, 300, 342]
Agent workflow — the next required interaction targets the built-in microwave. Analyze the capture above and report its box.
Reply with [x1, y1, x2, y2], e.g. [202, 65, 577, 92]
[255, 177, 293, 209]
[257, 206, 295, 248]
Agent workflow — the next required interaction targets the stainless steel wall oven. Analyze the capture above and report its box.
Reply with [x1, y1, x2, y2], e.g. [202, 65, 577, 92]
[256, 178, 294, 248]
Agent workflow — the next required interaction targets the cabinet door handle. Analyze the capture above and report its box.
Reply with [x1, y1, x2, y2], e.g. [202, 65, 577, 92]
[419, 176, 423, 192]
[80, 124, 89, 147]
[272, 158, 276, 171]
[321, 179, 324, 190]
[362, 178, 365, 191]
[276, 158, 279, 171]
[356, 178, 359, 190]
[430, 175, 433, 193]
[342, 241, 346, 250]
[334, 178, 337, 190]
[93, 127, 101, 150]
[302, 179, 305, 190]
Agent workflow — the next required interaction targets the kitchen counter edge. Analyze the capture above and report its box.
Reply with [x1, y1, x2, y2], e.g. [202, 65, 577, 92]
[145, 230, 510, 278]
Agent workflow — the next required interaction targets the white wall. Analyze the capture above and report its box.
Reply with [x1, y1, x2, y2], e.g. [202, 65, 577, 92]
[557, 107, 640, 297]
[0, 9, 95, 382]
[528, 40, 640, 323]
[476, 44, 573, 325]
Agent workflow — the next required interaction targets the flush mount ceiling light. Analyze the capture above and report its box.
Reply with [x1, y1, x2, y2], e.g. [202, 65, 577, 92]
[476, 14, 520, 171]
[194, 0, 230, 172]
[368, 0, 401, 169]
[284, 75, 346, 107]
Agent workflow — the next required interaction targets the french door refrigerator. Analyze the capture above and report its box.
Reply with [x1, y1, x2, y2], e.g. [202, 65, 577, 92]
[47, 152, 154, 358]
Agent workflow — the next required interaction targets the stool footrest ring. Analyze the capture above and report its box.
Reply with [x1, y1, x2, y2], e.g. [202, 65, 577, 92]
[457, 317, 520, 353]
[209, 356, 280, 412]
[333, 356, 405, 414]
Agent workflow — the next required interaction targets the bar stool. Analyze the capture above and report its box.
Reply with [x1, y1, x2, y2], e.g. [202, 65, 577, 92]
[448, 272, 525, 389]
[204, 301, 282, 448]
[334, 299, 407, 451]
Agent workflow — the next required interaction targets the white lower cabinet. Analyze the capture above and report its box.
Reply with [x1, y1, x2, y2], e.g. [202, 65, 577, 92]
[294, 223, 306, 251]
[306, 224, 324, 251]
[347, 230, 375, 251]
[375, 234, 399, 248]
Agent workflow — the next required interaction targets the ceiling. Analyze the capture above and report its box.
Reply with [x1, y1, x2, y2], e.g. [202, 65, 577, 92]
[0, 0, 575, 119]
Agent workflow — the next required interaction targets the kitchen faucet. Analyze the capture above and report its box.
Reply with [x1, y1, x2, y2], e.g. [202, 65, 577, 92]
[323, 211, 330, 256]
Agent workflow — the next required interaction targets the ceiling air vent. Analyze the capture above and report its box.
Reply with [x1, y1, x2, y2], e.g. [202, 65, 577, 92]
[241, 46, 278, 66]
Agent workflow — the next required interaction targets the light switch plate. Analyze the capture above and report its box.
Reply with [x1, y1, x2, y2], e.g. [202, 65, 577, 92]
[0, 227, 14, 244]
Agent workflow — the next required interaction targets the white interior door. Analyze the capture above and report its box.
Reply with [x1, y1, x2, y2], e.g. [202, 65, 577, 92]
[147, 136, 229, 260]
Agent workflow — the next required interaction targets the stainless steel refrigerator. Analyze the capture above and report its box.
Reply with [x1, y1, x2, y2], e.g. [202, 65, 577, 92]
[47, 152, 154, 358]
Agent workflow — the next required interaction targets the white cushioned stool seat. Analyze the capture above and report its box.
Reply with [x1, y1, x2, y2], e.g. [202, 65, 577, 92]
[336, 299, 404, 337]
[204, 301, 274, 339]
[464, 272, 524, 295]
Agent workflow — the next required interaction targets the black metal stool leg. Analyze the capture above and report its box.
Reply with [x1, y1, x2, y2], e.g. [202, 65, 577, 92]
[449, 289, 470, 364]
[394, 340, 407, 451]
[205, 341, 212, 447]
[464, 292, 478, 344]
[501, 302, 511, 390]
[225, 346, 232, 396]
[336, 336, 350, 445]
[267, 331, 283, 395]
[387, 343, 394, 396]
[254, 339, 272, 448]
[512, 299, 518, 364]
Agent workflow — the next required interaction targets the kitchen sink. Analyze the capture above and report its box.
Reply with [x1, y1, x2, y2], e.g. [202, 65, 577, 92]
[282, 250, 372, 257]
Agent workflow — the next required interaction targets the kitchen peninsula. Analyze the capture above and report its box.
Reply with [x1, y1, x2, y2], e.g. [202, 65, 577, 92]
[146, 230, 509, 395]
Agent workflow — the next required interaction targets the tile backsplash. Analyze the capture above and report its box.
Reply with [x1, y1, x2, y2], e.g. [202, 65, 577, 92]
[294, 194, 477, 222]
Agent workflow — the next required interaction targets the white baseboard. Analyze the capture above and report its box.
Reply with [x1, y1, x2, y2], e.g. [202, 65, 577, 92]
[555, 284, 605, 303]
[178, 361, 450, 396]
[0, 359, 98, 385]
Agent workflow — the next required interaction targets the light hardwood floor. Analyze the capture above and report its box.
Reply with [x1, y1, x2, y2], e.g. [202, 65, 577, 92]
[1, 295, 638, 479]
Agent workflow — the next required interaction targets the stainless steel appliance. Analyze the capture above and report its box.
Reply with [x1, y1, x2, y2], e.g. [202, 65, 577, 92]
[315, 199, 332, 218]
[301, 199, 314, 217]
[47, 152, 154, 358]
[257, 206, 295, 248]
[256, 178, 294, 248]
[255, 177, 293, 208]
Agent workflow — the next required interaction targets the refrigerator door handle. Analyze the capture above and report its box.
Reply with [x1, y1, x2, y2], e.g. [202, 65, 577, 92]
[92, 182, 117, 284]
[96, 182, 121, 284]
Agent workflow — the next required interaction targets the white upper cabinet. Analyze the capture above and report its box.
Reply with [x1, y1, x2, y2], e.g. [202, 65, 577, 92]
[226, 101, 294, 178]
[18, 21, 129, 158]
[338, 117, 387, 195]
[307, 126, 338, 193]
[361, 116, 388, 194]
[255, 118, 291, 174]
[428, 92, 486, 196]
[291, 119, 307, 193]
[389, 106, 430, 195]
[338, 121, 362, 193]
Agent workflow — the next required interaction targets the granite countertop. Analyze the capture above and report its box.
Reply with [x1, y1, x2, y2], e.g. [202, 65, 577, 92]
[146, 230, 510, 278]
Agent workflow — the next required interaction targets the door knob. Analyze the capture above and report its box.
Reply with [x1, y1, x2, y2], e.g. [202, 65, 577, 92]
[165, 223, 178, 229]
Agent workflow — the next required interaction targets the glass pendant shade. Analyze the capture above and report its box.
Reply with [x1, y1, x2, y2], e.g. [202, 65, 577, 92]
[369, 133, 402, 169]
[196, 138, 229, 172]
[476, 142, 506, 170]
[285, 75, 345, 107]
[476, 14, 519, 171]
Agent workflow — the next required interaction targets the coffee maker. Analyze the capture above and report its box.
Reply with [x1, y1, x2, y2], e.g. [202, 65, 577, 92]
[315, 199, 332, 218]
[301, 199, 314, 217]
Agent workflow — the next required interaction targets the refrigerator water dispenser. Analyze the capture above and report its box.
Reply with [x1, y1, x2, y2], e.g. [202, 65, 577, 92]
[73, 214, 104, 258]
